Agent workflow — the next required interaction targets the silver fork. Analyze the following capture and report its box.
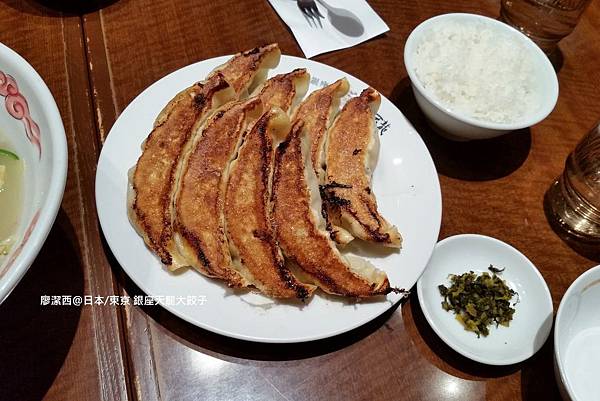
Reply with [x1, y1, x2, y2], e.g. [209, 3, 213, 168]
[297, 0, 324, 28]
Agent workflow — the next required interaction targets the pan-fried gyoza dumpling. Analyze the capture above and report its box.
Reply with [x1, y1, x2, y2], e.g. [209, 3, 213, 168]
[209, 43, 282, 98]
[292, 78, 353, 245]
[292, 78, 349, 180]
[225, 108, 316, 299]
[173, 97, 264, 286]
[252, 68, 310, 114]
[323, 88, 402, 248]
[272, 121, 392, 297]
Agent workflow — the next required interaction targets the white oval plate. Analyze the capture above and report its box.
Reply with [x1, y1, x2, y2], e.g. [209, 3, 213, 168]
[417, 234, 553, 365]
[96, 55, 442, 343]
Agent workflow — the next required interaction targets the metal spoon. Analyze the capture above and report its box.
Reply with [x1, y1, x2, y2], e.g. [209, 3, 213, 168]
[315, 0, 364, 37]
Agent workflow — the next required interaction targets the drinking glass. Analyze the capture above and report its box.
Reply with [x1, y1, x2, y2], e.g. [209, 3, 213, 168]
[545, 121, 600, 243]
[500, 0, 592, 54]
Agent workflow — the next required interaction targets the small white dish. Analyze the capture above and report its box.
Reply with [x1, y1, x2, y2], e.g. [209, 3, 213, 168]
[554, 264, 600, 401]
[0, 42, 68, 303]
[417, 234, 553, 365]
[404, 13, 559, 141]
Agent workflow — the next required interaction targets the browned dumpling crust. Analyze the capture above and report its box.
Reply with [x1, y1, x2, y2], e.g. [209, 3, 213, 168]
[173, 98, 263, 286]
[292, 78, 353, 245]
[128, 73, 235, 267]
[129, 44, 281, 270]
[129, 43, 401, 300]
[225, 109, 316, 299]
[323, 88, 402, 248]
[272, 121, 391, 297]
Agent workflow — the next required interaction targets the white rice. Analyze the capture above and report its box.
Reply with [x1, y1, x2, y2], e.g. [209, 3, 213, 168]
[413, 20, 540, 124]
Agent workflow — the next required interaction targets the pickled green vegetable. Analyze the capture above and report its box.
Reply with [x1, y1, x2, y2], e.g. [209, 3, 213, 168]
[438, 265, 517, 337]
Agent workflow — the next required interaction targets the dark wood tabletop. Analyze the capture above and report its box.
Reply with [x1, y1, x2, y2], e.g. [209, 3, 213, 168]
[1, 0, 599, 400]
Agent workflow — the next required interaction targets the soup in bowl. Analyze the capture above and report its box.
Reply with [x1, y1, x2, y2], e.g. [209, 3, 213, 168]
[0, 136, 24, 256]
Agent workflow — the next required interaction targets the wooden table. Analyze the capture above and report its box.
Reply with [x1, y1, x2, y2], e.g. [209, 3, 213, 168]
[1, 0, 598, 400]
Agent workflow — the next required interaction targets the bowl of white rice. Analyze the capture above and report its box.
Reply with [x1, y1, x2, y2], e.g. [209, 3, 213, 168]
[404, 13, 558, 141]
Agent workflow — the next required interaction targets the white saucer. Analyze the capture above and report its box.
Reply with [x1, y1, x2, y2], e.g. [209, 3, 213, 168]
[417, 234, 553, 365]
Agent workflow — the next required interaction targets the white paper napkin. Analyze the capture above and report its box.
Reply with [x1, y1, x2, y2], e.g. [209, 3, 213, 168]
[268, 0, 390, 58]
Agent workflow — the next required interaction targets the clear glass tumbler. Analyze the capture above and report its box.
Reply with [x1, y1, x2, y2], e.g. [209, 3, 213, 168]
[500, 0, 592, 54]
[546, 121, 600, 243]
